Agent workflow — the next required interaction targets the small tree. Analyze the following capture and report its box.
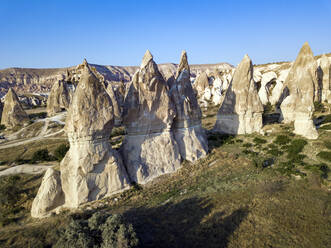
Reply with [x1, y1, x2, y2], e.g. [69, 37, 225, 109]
[54, 144, 70, 161]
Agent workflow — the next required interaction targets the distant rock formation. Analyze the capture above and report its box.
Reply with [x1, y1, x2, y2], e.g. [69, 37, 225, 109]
[121, 50, 181, 184]
[170, 51, 208, 162]
[46, 75, 72, 116]
[258, 71, 277, 105]
[280, 42, 318, 139]
[214, 55, 263, 134]
[211, 77, 223, 105]
[1, 88, 29, 128]
[319, 54, 331, 103]
[194, 71, 209, 98]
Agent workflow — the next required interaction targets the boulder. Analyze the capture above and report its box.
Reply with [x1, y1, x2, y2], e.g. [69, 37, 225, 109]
[214, 55, 263, 134]
[280, 42, 318, 139]
[1, 88, 29, 128]
[46, 79, 72, 116]
[170, 51, 208, 162]
[31, 168, 64, 218]
[121, 50, 181, 184]
[319, 54, 331, 103]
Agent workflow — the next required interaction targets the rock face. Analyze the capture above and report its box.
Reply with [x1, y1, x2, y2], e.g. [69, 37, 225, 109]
[60, 61, 130, 208]
[320, 54, 331, 103]
[211, 77, 223, 105]
[170, 51, 208, 162]
[46, 77, 72, 116]
[280, 42, 318, 139]
[121, 50, 181, 184]
[31, 168, 64, 218]
[106, 84, 122, 125]
[258, 71, 277, 105]
[214, 55, 263, 134]
[1, 88, 29, 128]
[32, 61, 131, 217]
[194, 71, 209, 97]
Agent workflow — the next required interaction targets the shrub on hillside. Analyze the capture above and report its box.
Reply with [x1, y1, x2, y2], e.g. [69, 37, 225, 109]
[54, 144, 70, 161]
[286, 139, 307, 160]
[317, 151, 331, 162]
[0, 124, 6, 131]
[31, 149, 55, 163]
[273, 135, 291, 145]
[314, 102, 325, 112]
[55, 212, 139, 248]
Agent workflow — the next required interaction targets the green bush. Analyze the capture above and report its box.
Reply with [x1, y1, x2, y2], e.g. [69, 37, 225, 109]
[28, 112, 47, 120]
[0, 175, 20, 207]
[0, 124, 6, 131]
[304, 163, 330, 179]
[267, 148, 283, 156]
[253, 137, 267, 145]
[31, 149, 55, 163]
[314, 102, 325, 112]
[317, 151, 331, 162]
[55, 213, 139, 248]
[263, 102, 273, 114]
[273, 135, 291, 145]
[110, 127, 126, 138]
[54, 144, 70, 161]
[243, 143, 253, 148]
[324, 141, 331, 150]
[286, 139, 307, 160]
[319, 124, 331, 130]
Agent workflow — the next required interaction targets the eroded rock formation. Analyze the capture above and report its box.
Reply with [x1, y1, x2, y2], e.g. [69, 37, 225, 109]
[61, 61, 130, 208]
[31, 60, 130, 217]
[170, 51, 208, 162]
[320, 54, 331, 103]
[1, 88, 29, 128]
[214, 55, 263, 134]
[46, 75, 72, 116]
[121, 50, 181, 184]
[280, 42, 318, 139]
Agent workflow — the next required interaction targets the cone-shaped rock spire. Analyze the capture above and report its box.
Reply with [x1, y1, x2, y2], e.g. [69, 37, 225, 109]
[121, 50, 181, 184]
[1, 88, 29, 128]
[280, 42, 318, 139]
[214, 54, 263, 134]
[171, 51, 208, 162]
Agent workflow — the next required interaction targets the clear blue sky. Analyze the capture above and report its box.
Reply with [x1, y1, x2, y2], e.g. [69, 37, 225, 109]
[1, 0, 331, 69]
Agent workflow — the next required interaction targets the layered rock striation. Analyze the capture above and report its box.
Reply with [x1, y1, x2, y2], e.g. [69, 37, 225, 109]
[120, 50, 181, 184]
[170, 51, 208, 162]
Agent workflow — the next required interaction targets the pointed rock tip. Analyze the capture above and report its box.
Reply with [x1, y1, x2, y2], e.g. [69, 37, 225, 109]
[141, 50, 154, 68]
[299, 42, 313, 55]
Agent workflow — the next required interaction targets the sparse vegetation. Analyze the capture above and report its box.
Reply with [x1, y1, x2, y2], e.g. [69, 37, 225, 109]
[317, 151, 331, 162]
[55, 213, 138, 248]
[31, 148, 55, 163]
[28, 112, 47, 120]
[54, 143, 70, 161]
